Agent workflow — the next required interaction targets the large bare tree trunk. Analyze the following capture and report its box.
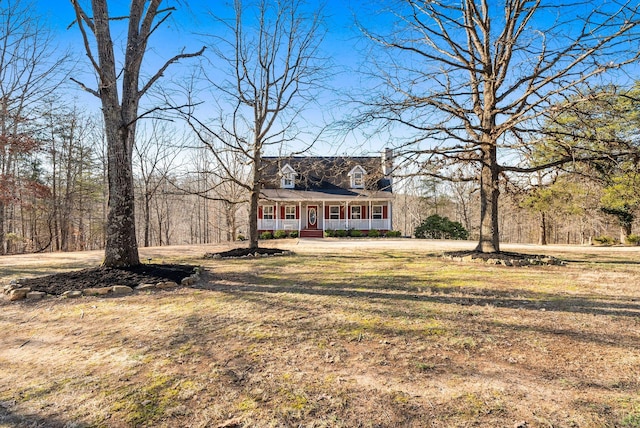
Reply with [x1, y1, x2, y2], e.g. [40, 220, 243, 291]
[539, 212, 547, 246]
[475, 144, 500, 253]
[0, 201, 5, 255]
[104, 123, 139, 265]
[248, 154, 262, 249]
[248, 187, 260, 249]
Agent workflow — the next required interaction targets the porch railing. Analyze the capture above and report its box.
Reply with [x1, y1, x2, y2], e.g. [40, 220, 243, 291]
[259, 218, 391, 231]
[324, 219, 390, 231]
[258, 219, 299, 230]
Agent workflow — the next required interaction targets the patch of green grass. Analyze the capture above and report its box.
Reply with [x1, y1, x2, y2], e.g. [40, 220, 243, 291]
[15, 378, 72, 402]
[414, 361, 436, 372]
[622, 410, 640, 428]
[109, 373, 184, 426]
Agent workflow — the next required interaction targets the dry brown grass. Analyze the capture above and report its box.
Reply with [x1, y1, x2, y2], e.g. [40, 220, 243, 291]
[1, 239, 639, 427]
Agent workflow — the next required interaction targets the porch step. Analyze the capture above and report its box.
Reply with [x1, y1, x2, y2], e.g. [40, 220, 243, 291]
[299, 229, 324, 238]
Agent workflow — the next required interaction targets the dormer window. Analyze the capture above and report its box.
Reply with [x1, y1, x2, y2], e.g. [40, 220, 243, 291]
[280, 163, 297, 189]
[348, 165, 367, 189]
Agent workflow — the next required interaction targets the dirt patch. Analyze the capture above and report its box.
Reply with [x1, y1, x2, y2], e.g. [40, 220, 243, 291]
[204, 247, 288, 259]
[15, 264, 196, 296]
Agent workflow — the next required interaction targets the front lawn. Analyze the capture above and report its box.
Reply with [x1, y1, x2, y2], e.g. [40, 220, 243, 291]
[1, 242, 639, 427]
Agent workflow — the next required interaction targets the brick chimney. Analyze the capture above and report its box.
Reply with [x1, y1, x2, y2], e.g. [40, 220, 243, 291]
[382, 148, 393, 177]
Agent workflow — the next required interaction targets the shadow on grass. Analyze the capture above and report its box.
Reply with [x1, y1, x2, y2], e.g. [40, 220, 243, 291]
[193, 268, 640, 353]
[200, 270, 640, 319]
[0, 406, 89, 428]
[561, 258, 640, 265]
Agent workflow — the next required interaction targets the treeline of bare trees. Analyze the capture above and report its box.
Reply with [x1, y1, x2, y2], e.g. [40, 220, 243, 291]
[394, 174, 637, 246]
[2, 108, 249, 255]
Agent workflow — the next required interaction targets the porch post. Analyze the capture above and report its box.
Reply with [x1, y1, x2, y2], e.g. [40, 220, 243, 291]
[322, 201, 325, 232]
[368, 200, 372, 230]
[298, 201, 302, 233]
[276, 201, 279, 231]
[387, 200, 391, 231]
[345, 201, 349, 230]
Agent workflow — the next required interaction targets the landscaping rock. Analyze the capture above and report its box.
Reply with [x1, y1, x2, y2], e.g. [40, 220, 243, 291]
[443, 251, 564, 267]
[156, 281, 178, 289]
[26, 291, 46, 300]
[62, 290, 83, 298]
[83, 287, 112, 296]
[8, 288, 31, 301]
[136, 283, 157, 291]
[112, 285, 134, 295]
[181, 276, 196, 286]
[4, 281, 20, 293]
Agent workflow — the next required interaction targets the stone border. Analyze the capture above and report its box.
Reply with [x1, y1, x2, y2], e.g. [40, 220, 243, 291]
[442, 253, 566, 267]
[3, 266, 205, 302]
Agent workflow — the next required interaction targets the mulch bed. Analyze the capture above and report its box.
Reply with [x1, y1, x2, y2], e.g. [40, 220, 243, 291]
[204, 247, 288, 259]
[12, 248, 289, 298]
[16, 264, 196, 296]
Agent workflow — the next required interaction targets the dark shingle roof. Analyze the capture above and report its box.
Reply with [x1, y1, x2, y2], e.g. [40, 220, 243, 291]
[261, 156, 392, 193]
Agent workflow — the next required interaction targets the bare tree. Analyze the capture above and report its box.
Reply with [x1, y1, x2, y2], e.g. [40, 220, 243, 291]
[356, 0, 640, 252]
[42, 102, 97, 251]
[0, 0, 69, 254]
[69, 0, 204, 266]
[133, 121, 185, 247]
[186, 0, 327, 249]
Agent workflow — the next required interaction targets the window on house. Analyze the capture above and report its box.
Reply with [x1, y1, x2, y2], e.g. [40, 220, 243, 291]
[351, 205, 361, 219]
[282, 174, 294, 188]
[280, 163, 297, 189]
[372, 205, 383, 219]
[353, 172, 363, 187]
[263, 206, 274, 219]
[349, 165, 366, 188]
[329, 205, 340, 219]
[285, 206, 296, 219]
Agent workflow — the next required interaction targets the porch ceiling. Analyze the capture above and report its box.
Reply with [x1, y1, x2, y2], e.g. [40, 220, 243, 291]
[260, 188, 394, 202]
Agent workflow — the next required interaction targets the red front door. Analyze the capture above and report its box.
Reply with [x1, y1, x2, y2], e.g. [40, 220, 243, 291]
[307, 206, 318, 230]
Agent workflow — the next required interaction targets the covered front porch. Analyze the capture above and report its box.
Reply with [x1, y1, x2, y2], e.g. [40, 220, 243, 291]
[258, 199, 393, 237]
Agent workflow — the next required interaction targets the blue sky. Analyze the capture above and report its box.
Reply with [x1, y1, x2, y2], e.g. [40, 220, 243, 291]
[34, 0, 383, 156]
[33, 1, 640, 160]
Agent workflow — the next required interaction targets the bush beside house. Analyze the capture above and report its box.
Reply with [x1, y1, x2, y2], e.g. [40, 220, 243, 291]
[414, 214, 469, 240]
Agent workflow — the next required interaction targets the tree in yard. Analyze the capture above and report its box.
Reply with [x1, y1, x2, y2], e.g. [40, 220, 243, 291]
[186, 0, 327, 249]
[356, 0, 640, 253]
[69, 0, 204, 266]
